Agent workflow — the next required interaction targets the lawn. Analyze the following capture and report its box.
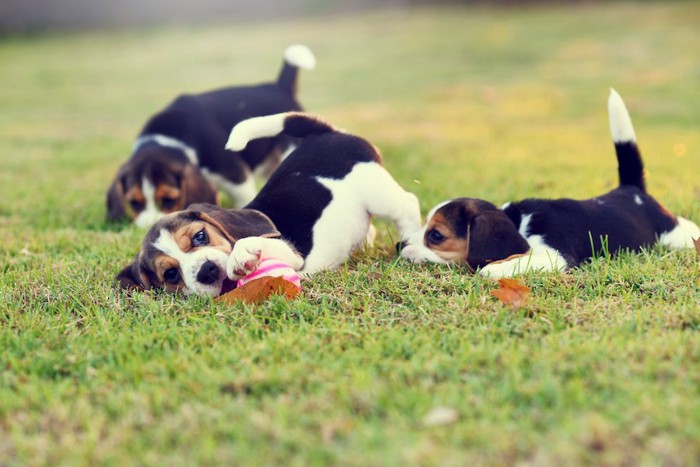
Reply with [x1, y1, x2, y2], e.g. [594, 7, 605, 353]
[2, 2, 700, 465]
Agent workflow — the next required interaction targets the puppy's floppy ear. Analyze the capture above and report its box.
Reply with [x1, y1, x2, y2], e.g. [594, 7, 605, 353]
[116, 256, 150, 291]
[467, 211, 530, 270]
[106, 174, 127, 222]
[181, 165, 217, 207]
[188, 203, 281, 243]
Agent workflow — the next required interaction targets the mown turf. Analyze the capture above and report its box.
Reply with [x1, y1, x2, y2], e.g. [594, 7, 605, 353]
[1, 2, 700, 465]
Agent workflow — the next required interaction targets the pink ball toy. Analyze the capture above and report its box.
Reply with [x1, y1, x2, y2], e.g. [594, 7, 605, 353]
[236, 257, 302, 290]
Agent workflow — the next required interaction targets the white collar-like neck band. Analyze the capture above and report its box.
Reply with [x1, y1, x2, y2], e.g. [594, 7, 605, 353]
[133, 134, 198, 166]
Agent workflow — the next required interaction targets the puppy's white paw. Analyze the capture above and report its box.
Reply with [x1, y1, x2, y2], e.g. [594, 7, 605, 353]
[398, 192, 422, 236]
[399, 245, 424, 263]
[659, 216, 700, 250]
[399, 244, 446, 264]
[479, 262, 513, 279]
[365, 223, 377, 247]
[227, 237, 263, 279]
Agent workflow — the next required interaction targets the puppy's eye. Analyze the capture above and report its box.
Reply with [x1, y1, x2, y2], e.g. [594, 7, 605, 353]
[192, 229, 208, 247]
[426, 229, 445, 245]
[160, 197, 177, 210]
[129, 200, 144, 212]
[163, 267, 180, 284]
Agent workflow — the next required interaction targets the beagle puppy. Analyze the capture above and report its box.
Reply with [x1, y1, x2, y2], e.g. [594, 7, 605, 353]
[117, 112, 421, 296]
[107, 44, 315, 228]
[400, 89, 700, 277]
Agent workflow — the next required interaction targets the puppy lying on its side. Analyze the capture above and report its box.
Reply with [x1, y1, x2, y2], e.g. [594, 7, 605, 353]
[117, 112, 421, 296]
[400, 89, 699, 277]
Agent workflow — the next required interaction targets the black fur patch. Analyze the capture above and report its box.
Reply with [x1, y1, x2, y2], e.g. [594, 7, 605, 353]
[247, 132, 380, 257]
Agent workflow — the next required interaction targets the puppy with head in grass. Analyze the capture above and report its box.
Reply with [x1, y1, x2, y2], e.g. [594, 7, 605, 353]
[400, 89, 700, 277]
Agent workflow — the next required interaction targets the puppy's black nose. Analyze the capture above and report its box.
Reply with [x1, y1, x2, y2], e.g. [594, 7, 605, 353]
[396, 240, 407, 253]
[196, 261, 220, 285]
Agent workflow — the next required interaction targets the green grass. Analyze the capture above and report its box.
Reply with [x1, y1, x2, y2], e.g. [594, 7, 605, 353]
[2, 2, 700, 465]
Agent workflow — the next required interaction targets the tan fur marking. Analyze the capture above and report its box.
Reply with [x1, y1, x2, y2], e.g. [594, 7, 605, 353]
[155, 184, 183, 213]
[485, 252, 531, 266]
[124, 186, 145, 219]
[172, 221, 233, 255]
[369, 143, 384, 164]
[656, 201, 676, 221]
[425, 213, 470, 263]
[153, 255, 184, 293]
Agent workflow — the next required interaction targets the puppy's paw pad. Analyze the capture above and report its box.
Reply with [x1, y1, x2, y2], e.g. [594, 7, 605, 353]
[227, 240, 263, 279]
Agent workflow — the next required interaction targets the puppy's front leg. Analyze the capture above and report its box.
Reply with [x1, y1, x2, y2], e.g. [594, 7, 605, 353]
[479, 249, 567, 278]
[227, 237, 304, 280]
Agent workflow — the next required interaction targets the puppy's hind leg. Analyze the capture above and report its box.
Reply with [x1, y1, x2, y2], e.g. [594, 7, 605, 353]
[355, 163, 422, 240]
[659, 216, 700, 250]
[365, 223, 377, 247]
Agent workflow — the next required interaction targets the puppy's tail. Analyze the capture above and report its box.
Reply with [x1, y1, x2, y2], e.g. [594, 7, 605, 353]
[608, 88, 645, 192]
[277, 44, 316, 96]
[226, 112, 334, 152]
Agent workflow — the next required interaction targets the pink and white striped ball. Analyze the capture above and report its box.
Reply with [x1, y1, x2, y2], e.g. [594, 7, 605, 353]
[236, 257, 302, 290]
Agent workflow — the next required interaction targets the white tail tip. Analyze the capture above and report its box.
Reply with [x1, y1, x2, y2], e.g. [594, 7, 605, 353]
[226, 113, 288, 152]
[284, 44, 316, 70]
[608, 88, 637, 143]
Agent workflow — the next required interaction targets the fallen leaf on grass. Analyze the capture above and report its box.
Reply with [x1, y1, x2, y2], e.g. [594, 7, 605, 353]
[215, 276, 300, 305]
[422, 407, 459, 427]
[694, 237, 700, 260]
[491, 278, 530, 310]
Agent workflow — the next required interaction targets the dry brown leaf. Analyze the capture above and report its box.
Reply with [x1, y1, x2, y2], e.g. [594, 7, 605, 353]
[216, 276, 300, 305]
[694, 237, 700, 260]
[491, 278, 530, 310]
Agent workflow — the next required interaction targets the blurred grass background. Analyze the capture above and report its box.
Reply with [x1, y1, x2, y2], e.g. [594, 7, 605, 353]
[1, 3, 699, 230]
[1, 2, 700, 465]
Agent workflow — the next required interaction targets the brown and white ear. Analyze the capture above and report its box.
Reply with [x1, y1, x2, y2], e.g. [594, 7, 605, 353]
[106, 174, 127, 222]
[116, 257, 150, 291]
[466, 211, 530, 270]
[188, 203, 281, 243]
[181, 165, 218, 208]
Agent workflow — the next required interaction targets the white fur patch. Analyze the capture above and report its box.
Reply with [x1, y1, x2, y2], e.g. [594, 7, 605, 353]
[302, 162, 421, 274]
[134, 178, 165, 229]
[608, 88, 637, 143]
[659, 216, 700, 249]
[200, 168, 257, 208]
[152, 229, 230, 297]
[479, 213, 567, 277]
[226, 113, 287, 152]
[279, 143, 297, 163]
[479, 232, 568, 278]
[365, 223, 377, 247]
[518, 213, 532, 237]
[226, 236, 304, 280]
[284, 44, 316, 70]
[134, 134, 198, 166]
[400, 200, 453, 264]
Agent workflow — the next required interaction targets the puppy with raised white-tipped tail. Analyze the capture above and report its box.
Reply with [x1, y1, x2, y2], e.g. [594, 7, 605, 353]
[400, 89, 700, 277]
